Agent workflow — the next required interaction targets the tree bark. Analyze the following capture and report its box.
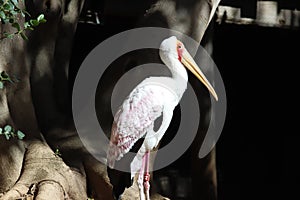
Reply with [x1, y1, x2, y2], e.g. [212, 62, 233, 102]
[104, 0, 221, 199]
[0, 0, 221, 199]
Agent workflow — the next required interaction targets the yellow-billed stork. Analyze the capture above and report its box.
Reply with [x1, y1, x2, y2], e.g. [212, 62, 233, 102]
[107, 36, 218, 200]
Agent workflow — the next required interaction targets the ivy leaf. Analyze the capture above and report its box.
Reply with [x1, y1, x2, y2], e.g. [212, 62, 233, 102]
[7, 34, 14, 39]
[0, 1, 46, 41]
[0, 11, 5, 20]
[10, 0, 19, 5]
[0, 128, 3, 134]
[4, 125, 12, 133]
[12, 22, 21, 31]
[10, 10, 18, 15]
[3, 3, 14, 11]
[0, 81, 3, 89]
[29, 19, 39, 27]
[2, 18, 8, 23]
[17, 130, 25, 140]
[4, 133, 11, 140]
[1, 71, 9, 79]
[21, 10, 31, 17]
[39, 18, 47, 24]
[20, 11, 25, 17]
[37, 14, 44, 22]
[20, 32, 28, 40]
[24, 21, 30, 28]
[24, 22, 34, 30]
[8, 18, 15, 23]
[54, 148, 62, 157]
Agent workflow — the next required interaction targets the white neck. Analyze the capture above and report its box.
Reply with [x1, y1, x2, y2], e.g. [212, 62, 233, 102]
[167, 57, 188, 100]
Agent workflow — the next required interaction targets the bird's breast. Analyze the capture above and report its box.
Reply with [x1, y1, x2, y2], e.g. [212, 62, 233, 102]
[137, 78, 181, 107]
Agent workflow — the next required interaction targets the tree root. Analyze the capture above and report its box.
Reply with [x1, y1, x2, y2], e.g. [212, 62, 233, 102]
[83, 156, 115, 200]
[0, 141, 86, 200]
[116, 174, 169, 200]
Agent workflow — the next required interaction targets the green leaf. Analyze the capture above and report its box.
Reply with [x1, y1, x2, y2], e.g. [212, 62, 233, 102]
[0, 128, 3, 134]
[2, 18, 9, 23]
[4, 125, 12, 132]
[54, 148, 62, 157]
[0, 81, 3, 89]
[39, 18, 47, 24]
[20, 11, 25, 17]
[1, 71, 9, 79]
[11, 132, 16, 137]
[9, 18, 15, 23]
[29, 19, 39, 27]
[10, 0, 19, 5]
[3, 32, 9, 37]
[10, 10, 18, 15]
[37, 14, 44, 22]
[3, 3, 14, 10]
[5, 133, 11, 140]
[6, 34, 14, 39]
[20, 32, 28, 40]
[21, 10, 31, 17]
[12, 22, 21, 31]
[0, 11, 5, 19]
[24, 22, 30, 28]
[17, 130, 25, 139]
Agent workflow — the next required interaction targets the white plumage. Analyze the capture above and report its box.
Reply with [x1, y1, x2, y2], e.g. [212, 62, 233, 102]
[107, 36, 218, 200]
[108, 85, 163, 164]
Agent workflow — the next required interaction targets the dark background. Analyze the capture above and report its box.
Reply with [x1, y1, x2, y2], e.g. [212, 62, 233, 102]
[69, 1, 300, 199]
[214, 23, 299, 200]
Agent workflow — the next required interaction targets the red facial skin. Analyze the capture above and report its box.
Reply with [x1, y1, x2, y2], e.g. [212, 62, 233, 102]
[177, 41, 184, 62]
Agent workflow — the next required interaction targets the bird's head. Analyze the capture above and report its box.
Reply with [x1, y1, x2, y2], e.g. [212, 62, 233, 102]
[159, 36, 218, 101]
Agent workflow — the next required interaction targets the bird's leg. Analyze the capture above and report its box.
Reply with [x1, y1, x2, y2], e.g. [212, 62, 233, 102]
[144, 151, 151, 200]
[138, 153, 146, 200]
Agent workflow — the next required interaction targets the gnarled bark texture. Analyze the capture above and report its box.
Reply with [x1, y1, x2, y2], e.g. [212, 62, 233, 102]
[0, 0, 220, 199]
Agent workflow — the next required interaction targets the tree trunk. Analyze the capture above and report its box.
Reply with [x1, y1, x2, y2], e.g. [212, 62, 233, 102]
[0, 0, 220, 199]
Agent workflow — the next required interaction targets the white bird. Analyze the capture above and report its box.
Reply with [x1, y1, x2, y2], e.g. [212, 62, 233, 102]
[107, 36, 218, 200]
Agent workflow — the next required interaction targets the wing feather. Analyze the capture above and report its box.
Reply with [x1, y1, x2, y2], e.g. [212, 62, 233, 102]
[107, 86, 163, 168]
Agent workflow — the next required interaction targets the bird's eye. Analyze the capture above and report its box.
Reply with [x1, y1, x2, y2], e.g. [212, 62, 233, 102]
[177, 43, 183, 61]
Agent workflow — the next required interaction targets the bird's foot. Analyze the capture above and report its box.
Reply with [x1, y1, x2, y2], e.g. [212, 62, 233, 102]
[144, 173, 150, 191]
[144, 174, 151, 200]
[144, 151, 151, 200]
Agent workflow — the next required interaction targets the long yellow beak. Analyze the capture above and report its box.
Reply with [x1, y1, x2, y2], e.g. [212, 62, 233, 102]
[180, 47, 218, 101]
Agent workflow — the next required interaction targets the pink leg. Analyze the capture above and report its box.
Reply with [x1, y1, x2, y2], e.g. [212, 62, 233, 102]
[138, 154, 146, 200]
[144, 151, 150, 200]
